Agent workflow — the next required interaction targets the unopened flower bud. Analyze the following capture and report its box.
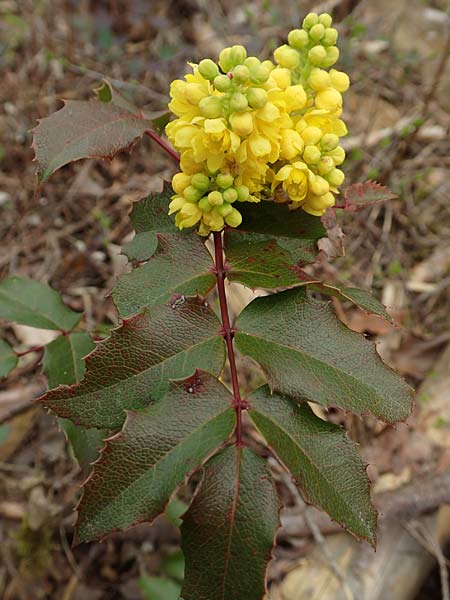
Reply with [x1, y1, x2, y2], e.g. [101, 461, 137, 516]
[315, 88, 342, 112]
[322, 27, 338, 47]
[261, 59, 275, 72]
[303, 145, 321, 164]
[198, 196, 213, 213]
[230, 92, 249, 112]
[229, 111, 254, 136]
[327, 168, 345, 186]
[322, 46, 339, 67]
[249, 64, 271, 84]
[183, 185, 203, 203]
[229, 45, 247, 66]
[184, 83, 209, 105]
[317, 156, 335, 175]
[300, 126, 322, 145]
[216, 202, 233, 217]
[308, 45, 327, 66]
[214, 74, 232, 92]
[329, 69, 350, 92]
[246, 87, 268, 108]
[204, 209, 224, 231]
[198, 59, 219, 80]
[244, 56, 260, 69]
[269, 67, 291, 89]
[216, 173, 234, 189]
[172, 172, 191, 195]
[219, 47, 233, 72]
[225, 207, 243, 227]
[321, 133, 340, 151]
[236, 185, 250, 202]
[191, 173, 210, 192]
[232, 64, 250, 84]
[199, 96, 223, 118]
[309, 23, 325, 42]
[208, 190, 224, 206]
[328, 146, 345, 165]
[288, 29, 309, 49]
[303, 12, 319, 30]
[306, 191, 335, 212]
[310, 176, 330, 196]
[308, 68, 331, 91]
[318, 13, 333, 27]
[274, 45, 300, 69]
[223, 188, 238, 203]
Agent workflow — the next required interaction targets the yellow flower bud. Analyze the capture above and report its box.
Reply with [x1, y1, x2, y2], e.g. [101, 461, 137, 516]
[191, 173, 210, 192]
[300, 126, 322, 145]
[172, 172, 191, 195]
[229, 111, 254, 136]
[198, 197, 213, 212]
[303, 145, 321, 164]
[321, 133, 340, 151]
[184, 83, 209, 105]
[318, 13, 333, 27]
[285, 85, 307, 110]
[317, 156, 335, 175]
[304, 191, 335, 214]
[232, 64, 250, 84]
[322, 46, 339, 67]
[329, 69, 350, 92]
[225, 207, 243, 228]
[214, 74, 232, 92]
[322, 27, 338, 47]
[183, 185, 203, 203]
[327, 168, 345, 186]
[274, 45, 300, 69]
[208, 191, 224, 206]
[308, 45, 327, 66]
[303, 12, 319, 30]
[216, 173, 234, 189]
[315, 88, 342, 111]
[229, 45, 247, 66]
[310, 175, 330, 196]
[198, 59, 219, 80]
[328, 146, 346, 165]
[199, 96, 223, 118]
[203, 209, 225, 231]
[308, 68, 331, 92]
[309, 23, 325, 42]
[280, 129, 304, 160]
[223, 188, 238, 203]
[261, 59, 275, 72]
[249, 64, 271, 84]
[219, 47, 233, 72]
[236, 185, 250, 202]
[244, 56, 260, 69]
[216, 202, 233, 217]
[269, 67, 291, 90]
[178, 202, 202, 228]
[288, 29, 309, 49]
[230, 92, 249, 112]
[247, 87, 268, 109]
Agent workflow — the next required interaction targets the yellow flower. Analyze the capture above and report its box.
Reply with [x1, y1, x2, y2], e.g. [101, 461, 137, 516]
[272, 161, 310, 203]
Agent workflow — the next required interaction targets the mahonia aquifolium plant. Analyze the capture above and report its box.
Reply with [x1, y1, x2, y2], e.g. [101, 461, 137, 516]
[0, 11, 412, 600]
[166, 11, 349, 234]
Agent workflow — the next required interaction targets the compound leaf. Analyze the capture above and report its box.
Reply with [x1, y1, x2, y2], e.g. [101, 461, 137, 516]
[122, 184, 176, 262]
[339, 181, 397, 211]
[181, 445, 281, 600]
[75, 372, 235, 543]
[249, 386, 377, 544]
[0, 339, 18, 378]
[0, 277, 81, 331]
[235, 288, 412, 422]
[33, 99, 152, 182]
[114, 234, 215, 317]
[40, 297, 225, 428]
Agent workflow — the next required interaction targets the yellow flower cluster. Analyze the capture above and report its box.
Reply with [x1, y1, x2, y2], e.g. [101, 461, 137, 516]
[165, 11, 349, 234]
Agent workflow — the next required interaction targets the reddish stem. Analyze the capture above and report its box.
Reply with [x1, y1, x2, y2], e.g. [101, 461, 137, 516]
[16, 345, 46, 357]
[145, 129, 180, 162]
[213, 231, 244, 446]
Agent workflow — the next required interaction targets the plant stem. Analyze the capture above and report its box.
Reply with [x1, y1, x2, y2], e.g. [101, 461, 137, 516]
[16, 345, 45, 357]
[213, 231, 244, 446]
[145, 129, 180, 162]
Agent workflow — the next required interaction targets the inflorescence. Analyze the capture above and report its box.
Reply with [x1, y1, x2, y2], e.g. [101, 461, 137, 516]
[165, 12, 350, 234]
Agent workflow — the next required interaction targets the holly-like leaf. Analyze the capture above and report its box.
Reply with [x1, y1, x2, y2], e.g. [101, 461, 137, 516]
[114, 234, 215, 317]
[249, 386, 377, 544]
[43, 332, 106, 473]
[0, 277, 81, 330]
[224, 236, 318, 291]
[0, 339, 18, 378]
[75, 372, 235, 543]
[181, 445, 281, 600]
[95, 79, 141, 115]
[235, 288, 412, 422]
[40, 297, 225, 428]
[32, 99, 152, 182]
[337, 181, 397, 211]
[122, 184, 176, 262]
[312, 283, 393, 322]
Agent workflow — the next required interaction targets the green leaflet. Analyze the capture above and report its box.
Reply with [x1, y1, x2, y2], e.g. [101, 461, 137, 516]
[114, 234, 215, 317]
[0, 338, 18, 378]
[75, 372, 235, 543]
[0, 277, 81, 331]
[40, 297, 226, 428]
[235, 287, 412, 422]
[181, 445, 281, 600]
[249, 386, 377, 544]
